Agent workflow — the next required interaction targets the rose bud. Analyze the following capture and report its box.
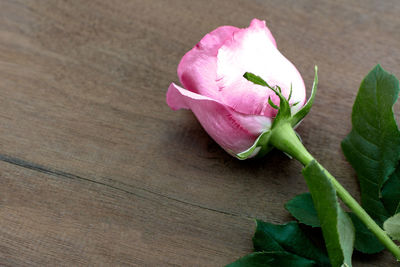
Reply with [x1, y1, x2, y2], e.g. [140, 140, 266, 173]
[167, 18, 316, 159]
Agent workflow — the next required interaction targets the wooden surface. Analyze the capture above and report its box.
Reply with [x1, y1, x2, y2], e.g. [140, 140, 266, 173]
[0, 0, 399, 266]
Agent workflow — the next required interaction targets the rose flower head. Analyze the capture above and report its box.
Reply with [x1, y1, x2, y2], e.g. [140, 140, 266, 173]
[167, 19, 317, 159]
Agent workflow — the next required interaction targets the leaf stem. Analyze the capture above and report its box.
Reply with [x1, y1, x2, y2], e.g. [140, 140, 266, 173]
[269, 123, 400, 261]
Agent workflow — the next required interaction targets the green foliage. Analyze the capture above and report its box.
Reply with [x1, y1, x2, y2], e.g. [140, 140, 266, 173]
[285, 193, 320, 227]
[347, 213, 384, 254]
[338, 64, 400, 254]
[285, 193, 384, 254]
[383, 213, 400, 241]
[341, 64, 400, 225]
[302, 161, 355, 267]
[253, 221, 330, 266]
[231, 65, 400, 266]
[226, 251, 316, 267]
[227, 220, 330, 267]
[381, 165, 400, 215]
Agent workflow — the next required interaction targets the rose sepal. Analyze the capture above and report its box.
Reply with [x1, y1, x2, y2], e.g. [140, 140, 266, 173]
[292, 66, 318, 127]
[237, 66, 318, 160]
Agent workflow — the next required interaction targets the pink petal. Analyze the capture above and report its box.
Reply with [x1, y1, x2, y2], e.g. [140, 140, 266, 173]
[216, 19, 306, 116]
[167, 83, 271, 155]
[177, 25, 239, 101]
[249, 18, 277, 47]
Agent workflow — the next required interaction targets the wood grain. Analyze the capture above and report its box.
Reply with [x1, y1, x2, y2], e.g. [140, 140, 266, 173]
[0, 0, 399, 266]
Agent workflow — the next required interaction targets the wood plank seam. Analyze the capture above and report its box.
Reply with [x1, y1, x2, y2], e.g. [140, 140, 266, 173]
[0, 153, 249, 220]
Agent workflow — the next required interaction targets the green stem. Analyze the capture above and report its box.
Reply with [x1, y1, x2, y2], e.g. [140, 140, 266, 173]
[269, 123, 400, 261]
[324, 169, 400, 261]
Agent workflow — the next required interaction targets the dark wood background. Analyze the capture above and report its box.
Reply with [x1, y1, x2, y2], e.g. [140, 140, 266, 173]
[0, 0, 399, 266]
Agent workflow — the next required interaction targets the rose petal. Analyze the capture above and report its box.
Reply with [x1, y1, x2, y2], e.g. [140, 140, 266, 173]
[177, 25, 239, 101]
[216, 19, 306, 116]
[249, 18, 277, 47]
[167, 83, 270, 155]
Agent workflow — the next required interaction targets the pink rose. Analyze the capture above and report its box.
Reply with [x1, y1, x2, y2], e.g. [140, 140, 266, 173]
[167, 19, 307, 157]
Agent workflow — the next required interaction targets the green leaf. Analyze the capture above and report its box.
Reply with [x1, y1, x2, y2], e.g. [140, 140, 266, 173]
[347, 213, 385, 254]
[285, 193, 320, 227]
[303, 160, 355, 267]
[381, 165, 400, 215]
[291, 66, 318, 127]
[286, 193, 384, 254]
[226, 251, 316, 267]
[341, 64, 400, 225]
[253, 220, 330, 266]
[383, 213, 400, 241]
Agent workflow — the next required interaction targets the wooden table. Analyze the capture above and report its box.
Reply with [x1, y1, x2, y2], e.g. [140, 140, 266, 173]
[0, 0, 399, 266]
